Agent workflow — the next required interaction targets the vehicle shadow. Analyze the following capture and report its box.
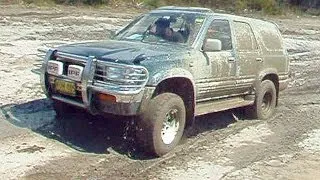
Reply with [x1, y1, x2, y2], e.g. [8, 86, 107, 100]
[184, 109, 240, 140]
[0, 99, 138, 156]
[0, 98, 240, 159]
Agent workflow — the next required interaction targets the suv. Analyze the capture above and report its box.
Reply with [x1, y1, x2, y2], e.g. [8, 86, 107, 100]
[41, 6, 289, 156]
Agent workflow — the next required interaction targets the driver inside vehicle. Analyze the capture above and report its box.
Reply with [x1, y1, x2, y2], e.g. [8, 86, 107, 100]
[150, 18, 185, 43]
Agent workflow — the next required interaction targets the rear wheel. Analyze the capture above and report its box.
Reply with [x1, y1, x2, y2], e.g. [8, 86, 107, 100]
[245, 80, 277, 119]
[136, 93, 186, 157]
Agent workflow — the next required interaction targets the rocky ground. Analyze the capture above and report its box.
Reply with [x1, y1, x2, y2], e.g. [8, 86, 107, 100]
[0, 4, 320, 180]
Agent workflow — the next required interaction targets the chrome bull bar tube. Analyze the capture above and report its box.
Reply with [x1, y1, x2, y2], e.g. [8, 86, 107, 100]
[42, 50, 97, 113]
[81, 56, 97, 112]
[40, 49, 55, 96]
[41, 50, 150, 116]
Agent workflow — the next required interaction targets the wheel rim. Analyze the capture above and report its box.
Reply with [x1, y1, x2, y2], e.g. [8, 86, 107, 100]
[261, 92, 272, 114]
[161, 108, 180, 145]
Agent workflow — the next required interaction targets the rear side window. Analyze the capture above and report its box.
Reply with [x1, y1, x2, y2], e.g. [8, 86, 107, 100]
[234, 21, 258, 51]
[259, 24, 283, 50]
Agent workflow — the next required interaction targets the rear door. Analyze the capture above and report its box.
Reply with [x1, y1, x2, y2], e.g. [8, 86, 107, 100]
[232, 21, 262, 94]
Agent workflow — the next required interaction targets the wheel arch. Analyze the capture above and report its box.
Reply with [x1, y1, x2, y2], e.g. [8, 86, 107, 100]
[257, 69, 280, 104]
[151, 73, 196, 128]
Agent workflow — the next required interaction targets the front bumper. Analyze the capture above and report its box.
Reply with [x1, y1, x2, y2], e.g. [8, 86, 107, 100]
[93, 87, 155, 116]
[49, 86, 155, 116]
[41, 50, 153, 116]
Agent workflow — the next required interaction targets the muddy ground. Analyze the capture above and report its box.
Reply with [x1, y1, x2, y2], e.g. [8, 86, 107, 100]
[0, 4, 320, 180]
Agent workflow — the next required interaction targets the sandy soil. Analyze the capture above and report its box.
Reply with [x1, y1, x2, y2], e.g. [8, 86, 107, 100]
[0, 4, 320, 179]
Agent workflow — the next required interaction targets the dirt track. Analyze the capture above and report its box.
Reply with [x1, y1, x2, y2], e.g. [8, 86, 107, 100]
[0, 5, 320, 179]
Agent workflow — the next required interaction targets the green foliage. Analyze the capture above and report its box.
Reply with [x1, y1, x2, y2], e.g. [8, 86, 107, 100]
[22, 0, 55, 5]
[142, 0, 284, 14]
[19, 0, 318, 15]
[54, 0, 109, 5]
[143, 0, 160, 8]
[235, 0, 282, 14]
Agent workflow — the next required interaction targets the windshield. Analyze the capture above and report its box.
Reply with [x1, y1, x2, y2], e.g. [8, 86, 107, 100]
[115, 12, 206, 45]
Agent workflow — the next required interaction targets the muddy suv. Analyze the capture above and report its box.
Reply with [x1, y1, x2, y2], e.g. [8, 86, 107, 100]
[41, 6, 289, 156]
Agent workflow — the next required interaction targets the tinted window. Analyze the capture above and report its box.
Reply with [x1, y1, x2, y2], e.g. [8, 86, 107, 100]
[234, 21, 258, 51]
[205, 19, 232, 50]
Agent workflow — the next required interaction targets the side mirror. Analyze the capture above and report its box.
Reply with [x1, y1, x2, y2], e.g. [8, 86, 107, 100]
[203, 39, 222, 52]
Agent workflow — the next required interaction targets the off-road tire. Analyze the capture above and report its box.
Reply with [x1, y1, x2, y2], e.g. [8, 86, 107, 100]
[245, 80, 277, 120]
[136, 93, 186, 157]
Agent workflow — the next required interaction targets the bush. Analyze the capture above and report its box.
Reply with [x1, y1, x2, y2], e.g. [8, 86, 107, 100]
[235, 0, 281, 14]
[54, 0, 109, 5]
[143, 0, 160, 7]
[22, 0, 55, 5]
[19, 0, 318, 15]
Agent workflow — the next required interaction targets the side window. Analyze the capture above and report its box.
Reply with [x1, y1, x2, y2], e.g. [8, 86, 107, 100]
[234, 21, 258, 51]
[205, 19, 232, 50]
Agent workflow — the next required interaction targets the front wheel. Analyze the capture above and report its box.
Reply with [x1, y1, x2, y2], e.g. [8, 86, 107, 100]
[136, 93, 186, 157]
[245, 80, 277, 120]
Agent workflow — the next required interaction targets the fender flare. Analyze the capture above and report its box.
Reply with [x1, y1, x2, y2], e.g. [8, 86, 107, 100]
[254, 68, 280, 95]
[148, 68, 197, 126]
[148, 68, 196, 90]
[257, 68, 279, 82]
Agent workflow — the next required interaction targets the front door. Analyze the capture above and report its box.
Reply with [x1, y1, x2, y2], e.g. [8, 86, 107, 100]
[195, 19, 237, 101]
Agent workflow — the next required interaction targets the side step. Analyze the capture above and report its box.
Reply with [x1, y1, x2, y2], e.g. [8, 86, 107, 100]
[195, 97, 254, 116]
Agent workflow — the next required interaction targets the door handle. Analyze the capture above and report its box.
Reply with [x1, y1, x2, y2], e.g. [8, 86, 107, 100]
[256, 58, 263, 62]
[228, 57, 235, 62]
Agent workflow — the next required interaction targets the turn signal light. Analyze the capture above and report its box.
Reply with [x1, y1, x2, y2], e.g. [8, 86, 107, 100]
[97, 93, 116, 103]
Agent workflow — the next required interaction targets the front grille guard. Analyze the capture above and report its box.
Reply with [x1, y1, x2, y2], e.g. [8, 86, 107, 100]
[92, 60, 149, 95]
[41, 50, 148, 112]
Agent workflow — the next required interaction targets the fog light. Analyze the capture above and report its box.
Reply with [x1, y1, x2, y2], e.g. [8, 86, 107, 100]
[47, 60, 63, 76]
[97, 93, 116, 103]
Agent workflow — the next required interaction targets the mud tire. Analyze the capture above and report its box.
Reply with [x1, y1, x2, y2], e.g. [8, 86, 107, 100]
[136, 93, 186, 157]
[246, 80, 277, 120]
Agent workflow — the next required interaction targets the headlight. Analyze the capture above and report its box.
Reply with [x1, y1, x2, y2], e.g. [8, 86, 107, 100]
[106, 67, 126, 79]
[94, 61, 149, 93]
[105, 67, 141, 83]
